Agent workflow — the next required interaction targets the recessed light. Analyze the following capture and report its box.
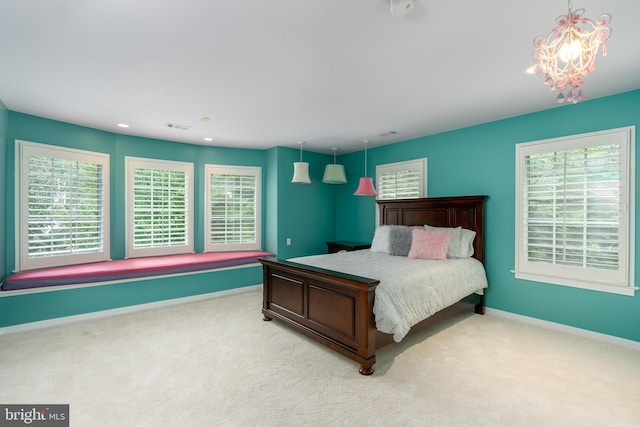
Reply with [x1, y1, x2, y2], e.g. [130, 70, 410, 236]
[203, 137, 213, 142]
[117, 123, 130, 128]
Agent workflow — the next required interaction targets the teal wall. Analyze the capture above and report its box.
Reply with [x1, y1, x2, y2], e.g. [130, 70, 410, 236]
[264, 145, 336, 258]
[1, 112, 334, 328]
[265, 147, 279, 255]
[0, 266, 263, 326]
[4, 112, 267, 269]
[3, 90, 640, 343]
[0, 99, 7, 281]
[335, 89, 640, 343]
[272, 146, 336, 259]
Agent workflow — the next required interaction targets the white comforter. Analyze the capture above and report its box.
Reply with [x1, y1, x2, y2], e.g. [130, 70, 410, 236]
[290, 250, 488, 342]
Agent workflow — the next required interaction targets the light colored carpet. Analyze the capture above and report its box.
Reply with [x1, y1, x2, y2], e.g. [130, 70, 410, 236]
[1, 288, 639, 427]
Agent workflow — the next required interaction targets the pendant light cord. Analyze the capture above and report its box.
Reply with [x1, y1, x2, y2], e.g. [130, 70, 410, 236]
[363, 140, 369, 177]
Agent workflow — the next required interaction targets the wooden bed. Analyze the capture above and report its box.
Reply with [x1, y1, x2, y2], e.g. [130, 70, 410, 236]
[260, 195, 487, 375]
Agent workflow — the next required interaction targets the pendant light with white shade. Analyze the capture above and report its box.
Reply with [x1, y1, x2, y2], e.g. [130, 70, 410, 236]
[322, 147, 347, 184]
[354, 140, 377, 196]
[291, 141, 311, 184]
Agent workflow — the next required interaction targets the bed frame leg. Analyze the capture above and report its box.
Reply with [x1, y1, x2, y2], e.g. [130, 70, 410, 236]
[359, 365, 374, 376]
[474, 294, 485, 315]
[263, 314, 272, 321]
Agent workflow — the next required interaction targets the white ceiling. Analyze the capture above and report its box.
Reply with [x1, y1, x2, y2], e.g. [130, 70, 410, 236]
[1, 0, 639, 154]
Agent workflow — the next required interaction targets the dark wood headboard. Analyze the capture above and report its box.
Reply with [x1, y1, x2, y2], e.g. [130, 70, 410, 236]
[377, 196, 488, 263]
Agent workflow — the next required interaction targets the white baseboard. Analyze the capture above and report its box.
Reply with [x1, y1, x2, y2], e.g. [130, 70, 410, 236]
[0, 284, 261, 335]
[486, 308, 640, 352]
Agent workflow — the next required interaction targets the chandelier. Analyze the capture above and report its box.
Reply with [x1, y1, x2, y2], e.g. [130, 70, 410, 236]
[528, 1, 612, 104]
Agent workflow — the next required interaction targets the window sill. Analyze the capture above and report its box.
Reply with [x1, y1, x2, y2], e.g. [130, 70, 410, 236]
[512, 271, 637, 296]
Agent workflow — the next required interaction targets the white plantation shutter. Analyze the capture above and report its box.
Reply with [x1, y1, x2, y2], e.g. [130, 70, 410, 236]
[27, 157, 104, 256]
[376, 159, 426, 200]
[209, 174, 256, 244]
[378, 169, 422, 199]
[515, 127, 635, 295]
[132, 169, 187, 248]
[525, 145, 620, 269]
[17, 141, 110, 270]
[125, 158, 194, 258]
[205, 165, 261, 251]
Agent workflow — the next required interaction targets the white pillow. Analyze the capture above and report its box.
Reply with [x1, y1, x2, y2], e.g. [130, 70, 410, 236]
[370, 225, 392, 254]
[370, 225, 414, 256]
[458, 228, 476, 258]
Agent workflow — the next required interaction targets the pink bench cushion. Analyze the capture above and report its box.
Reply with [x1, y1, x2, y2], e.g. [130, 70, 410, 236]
[1, 251, 273, 291]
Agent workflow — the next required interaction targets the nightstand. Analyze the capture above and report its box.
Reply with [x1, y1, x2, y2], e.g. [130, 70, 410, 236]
[326, 241, 371, 254]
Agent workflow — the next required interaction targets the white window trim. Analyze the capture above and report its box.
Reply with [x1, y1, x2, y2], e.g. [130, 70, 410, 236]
[204, 164, 261, 252]
[125, 157, 194, 258]
[514, 126, 636, 296]
[15, 140, 111, 271]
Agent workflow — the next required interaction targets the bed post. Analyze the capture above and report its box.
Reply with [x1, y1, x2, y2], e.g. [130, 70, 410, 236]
[262, 264, 273, 321]
[474, 293, 485, 315]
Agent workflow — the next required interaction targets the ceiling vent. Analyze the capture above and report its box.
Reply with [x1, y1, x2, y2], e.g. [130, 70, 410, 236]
[165, 122, 191, 131]
[379, 130, 398, 137]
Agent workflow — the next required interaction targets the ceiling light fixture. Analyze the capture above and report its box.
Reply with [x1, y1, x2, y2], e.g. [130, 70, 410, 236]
[117, 123, 130, 128]
[527, 0, 612, 104]
[291, 141, 311, 184]
[354, 140, 377, 196]
[322, 148, 347, 184]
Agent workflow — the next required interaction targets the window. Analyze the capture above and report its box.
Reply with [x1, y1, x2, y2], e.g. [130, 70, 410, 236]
[205, 165, 261, 252]
[376, 158, 427, 200]
[515, 127, 636, 296]
[16, 140, 110, 271]
[125, 157, 194, 258]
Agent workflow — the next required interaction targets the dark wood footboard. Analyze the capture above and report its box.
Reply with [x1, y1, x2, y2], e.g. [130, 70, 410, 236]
[260, 257, 380, 375]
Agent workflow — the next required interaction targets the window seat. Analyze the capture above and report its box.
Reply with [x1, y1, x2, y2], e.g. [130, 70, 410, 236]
[1, 251, 274, 291]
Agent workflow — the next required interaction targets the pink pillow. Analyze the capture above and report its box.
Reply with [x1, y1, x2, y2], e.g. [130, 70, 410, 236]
[408, 229, 451, 260]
